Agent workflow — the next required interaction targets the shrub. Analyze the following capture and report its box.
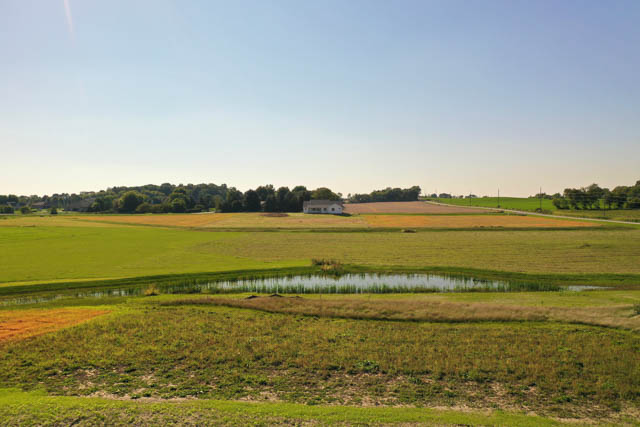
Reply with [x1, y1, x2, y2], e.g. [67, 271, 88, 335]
[552, 197, 569, 209]
[143, 284, 160, 296]
[49, 207, 58, 215]
[0, 206, 14, 214]
[20, 206, 31, 214]
[135, 203, 153, 214]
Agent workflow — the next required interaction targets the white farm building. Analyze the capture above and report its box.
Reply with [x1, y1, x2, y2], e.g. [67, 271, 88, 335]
[303, 200, 344, 214]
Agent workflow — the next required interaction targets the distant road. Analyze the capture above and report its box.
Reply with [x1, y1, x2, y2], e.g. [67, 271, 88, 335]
[425, 201, 640, 226]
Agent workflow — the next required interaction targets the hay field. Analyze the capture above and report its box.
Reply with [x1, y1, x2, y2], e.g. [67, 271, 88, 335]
[81, 213, 367, 228]
[0, 309, 108, 343]
[364, 214, 597, 228]
[78, 212, 596, 229]
[344, 201, 485, 214]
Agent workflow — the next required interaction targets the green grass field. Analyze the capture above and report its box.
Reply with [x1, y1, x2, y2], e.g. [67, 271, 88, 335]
[1, 223, 640, 286]
[0, 387, 580, 426]
[1, 213, 639, 425]
[432, 197, 640, 222]
[433, 197, 555, 211]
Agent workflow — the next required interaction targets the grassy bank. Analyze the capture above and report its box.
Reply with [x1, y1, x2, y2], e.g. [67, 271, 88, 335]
[0, 297, 638, 421]
[0, 388, 580, 426]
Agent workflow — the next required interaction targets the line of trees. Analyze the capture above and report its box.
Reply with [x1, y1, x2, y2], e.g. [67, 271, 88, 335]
[552, 181, 640, 210]
[349, 186, 421, 203]
[0, 183, 342, 214]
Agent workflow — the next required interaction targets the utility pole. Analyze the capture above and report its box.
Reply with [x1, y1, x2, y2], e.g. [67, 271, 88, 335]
[539, 186, 542, 211]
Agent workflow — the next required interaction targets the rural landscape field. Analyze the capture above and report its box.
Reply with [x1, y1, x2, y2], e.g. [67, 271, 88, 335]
[3, 1, 640, 425]
[1, 200, 640, 426]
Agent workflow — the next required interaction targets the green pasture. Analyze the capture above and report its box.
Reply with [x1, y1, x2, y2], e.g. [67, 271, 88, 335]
[0, 387, 578, 426]
[1, 224, 640, 287]
[433, 197, 555, 211]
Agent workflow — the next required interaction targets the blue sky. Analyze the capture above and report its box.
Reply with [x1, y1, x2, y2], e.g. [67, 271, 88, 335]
[1, 0, 639, 196]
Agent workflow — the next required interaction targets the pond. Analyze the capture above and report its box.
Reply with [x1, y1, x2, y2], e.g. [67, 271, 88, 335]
[1, 273, 605, 306]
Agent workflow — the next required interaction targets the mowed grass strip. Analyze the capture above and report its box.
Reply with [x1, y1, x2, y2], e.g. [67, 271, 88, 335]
[0, 308, 109, 343]
[167, 296, 640, 331]
[0, 388, 579, 427]
[0, 304, 637, 419]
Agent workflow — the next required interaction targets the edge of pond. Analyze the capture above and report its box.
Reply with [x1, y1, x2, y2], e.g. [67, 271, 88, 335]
[1, 265, 639, 300]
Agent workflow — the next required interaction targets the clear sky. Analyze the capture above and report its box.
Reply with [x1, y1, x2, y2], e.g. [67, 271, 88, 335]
[1, 0, 639, 197]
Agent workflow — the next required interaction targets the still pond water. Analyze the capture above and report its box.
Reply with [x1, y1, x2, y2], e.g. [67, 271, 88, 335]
[2, 273, 603, 306]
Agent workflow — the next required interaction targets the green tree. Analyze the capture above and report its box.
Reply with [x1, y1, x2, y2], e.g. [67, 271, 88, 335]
[119, 191, 144, 213]
[243, 190, 261, 212]
[311, 187, 340, 201]
[171, 198, 187, 213]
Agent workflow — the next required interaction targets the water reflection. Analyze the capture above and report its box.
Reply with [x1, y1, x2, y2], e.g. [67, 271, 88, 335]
[1, 273, 605, 306]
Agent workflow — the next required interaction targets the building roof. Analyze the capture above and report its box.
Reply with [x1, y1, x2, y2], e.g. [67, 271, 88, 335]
[303, 200, 344, 207]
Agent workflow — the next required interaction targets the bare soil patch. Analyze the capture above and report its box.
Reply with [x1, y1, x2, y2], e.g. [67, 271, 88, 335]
[0, 308, 109, 343]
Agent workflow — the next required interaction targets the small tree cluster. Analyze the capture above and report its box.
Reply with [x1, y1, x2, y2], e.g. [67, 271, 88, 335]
[552, 181, 640, 210]
[349, 186, 421, 203]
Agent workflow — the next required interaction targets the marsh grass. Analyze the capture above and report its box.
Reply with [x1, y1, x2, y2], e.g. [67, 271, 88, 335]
[0, 304, 637, 419]
[163, 296, 640, 331]
[143, 284, 160, 296]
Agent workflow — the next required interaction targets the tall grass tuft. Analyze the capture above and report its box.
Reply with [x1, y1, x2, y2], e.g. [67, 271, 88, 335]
[143, 284, 160, 296]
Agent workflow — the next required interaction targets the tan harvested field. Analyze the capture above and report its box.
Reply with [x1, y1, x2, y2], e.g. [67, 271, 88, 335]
[0, 309, 109, 343]
[83, 212, 366, 228]
[364, 214, 596, 228]
[82, 212, 232, 228]
[344, 201, 485, 214]
[0, 216, 119, 228]
[76, 212, 596, 229]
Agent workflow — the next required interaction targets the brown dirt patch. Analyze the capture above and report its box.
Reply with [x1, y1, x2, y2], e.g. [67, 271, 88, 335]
[344, 201, 487, 214]
[0, 308, 109, 343]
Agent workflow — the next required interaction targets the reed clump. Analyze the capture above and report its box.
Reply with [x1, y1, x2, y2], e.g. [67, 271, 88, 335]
[143, 284, 160, 296]
[311, 258, 343, 272]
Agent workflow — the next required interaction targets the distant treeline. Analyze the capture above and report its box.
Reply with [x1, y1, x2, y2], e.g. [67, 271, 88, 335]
[552, 180, 640, 210]
[0, 183, 342, 214]
[348, 186, 421, 203]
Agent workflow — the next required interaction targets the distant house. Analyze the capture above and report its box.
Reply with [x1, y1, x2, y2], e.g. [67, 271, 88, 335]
[30, 201, 48, 210]
[303, 200, 343, 214]
[66, 198, 95, 212]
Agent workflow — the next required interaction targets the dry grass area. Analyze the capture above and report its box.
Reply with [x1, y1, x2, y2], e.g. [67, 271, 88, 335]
[344, 201, 486, 214]
[76, 211, 595, 229]
[82, 213, 232, 228]
[81, 212, 367, 228]
[168, 296, 640, 331]
[0, 309, 109, 343]
[364, 214, 596, 228]
[0, 216, 119, 228]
